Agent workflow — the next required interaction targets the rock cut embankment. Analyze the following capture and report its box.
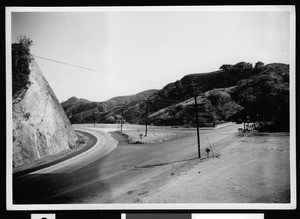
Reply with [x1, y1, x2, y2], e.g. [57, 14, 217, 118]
[13, 59, 78, 168]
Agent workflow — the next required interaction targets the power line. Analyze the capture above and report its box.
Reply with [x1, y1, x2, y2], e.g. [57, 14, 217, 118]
[31, 54, 158, 84]
[12, 49, 194, 106]
[12, 47, 158, 84]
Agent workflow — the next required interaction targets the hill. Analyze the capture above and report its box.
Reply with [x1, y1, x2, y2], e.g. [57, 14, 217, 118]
[62, 89, 158, 124]
[130, 62, 259, 123]
[147, 86, 242, 126]
[229, 63, 289, 131]
[144, 62, 289, 129]
[61, 96, 90, 108]
[61, 61, 289, 131]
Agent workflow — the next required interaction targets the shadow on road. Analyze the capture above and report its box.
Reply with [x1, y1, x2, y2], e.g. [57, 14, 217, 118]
[133, 157, 199, 169]
[13, 156, 112, 204]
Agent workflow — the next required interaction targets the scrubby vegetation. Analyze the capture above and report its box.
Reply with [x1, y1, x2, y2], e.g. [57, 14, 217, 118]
[12, 36, 33, 99]
[230, 63, 289, 131]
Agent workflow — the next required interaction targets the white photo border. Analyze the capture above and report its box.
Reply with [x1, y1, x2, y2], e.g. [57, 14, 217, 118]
[6, 5, 296, 210]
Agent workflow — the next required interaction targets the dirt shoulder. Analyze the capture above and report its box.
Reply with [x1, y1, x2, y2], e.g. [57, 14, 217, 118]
[116, 128, 187, 144]
[112, 131, 290, 203]
[13, 130, 97, 176]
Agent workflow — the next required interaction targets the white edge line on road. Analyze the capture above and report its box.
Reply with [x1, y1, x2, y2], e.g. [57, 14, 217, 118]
[28, 128, 101, 174]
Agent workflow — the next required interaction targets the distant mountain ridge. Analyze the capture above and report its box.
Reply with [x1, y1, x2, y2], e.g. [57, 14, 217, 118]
[61, 89, 158, 123]
[62, 62, 289, 131]
[61, 96, 90, 108]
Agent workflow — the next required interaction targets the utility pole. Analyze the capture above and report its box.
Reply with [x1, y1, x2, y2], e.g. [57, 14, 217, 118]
[145, 106, 148, 136]
[192, 83, 201, 159]
[94, 110, 96, 127]
[121, 108, 124, 131]
[243, 111, 246, 131]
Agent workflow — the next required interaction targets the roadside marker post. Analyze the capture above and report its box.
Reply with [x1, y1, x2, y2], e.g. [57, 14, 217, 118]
[206, 134, 215, 157]
[205, 148, 211, 158]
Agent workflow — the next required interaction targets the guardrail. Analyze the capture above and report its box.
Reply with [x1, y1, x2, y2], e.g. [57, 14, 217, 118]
[245, 122, 258, 130]
[214, 122, 235, 129]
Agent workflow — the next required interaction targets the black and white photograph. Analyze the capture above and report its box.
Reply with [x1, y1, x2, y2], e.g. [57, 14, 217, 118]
[6, 6, 296, 209]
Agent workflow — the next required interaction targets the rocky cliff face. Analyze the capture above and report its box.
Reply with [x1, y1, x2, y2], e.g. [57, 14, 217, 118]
[12, 60, 79, 168]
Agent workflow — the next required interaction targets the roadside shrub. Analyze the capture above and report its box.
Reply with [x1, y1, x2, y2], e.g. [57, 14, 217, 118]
[257, 121, 288, 132]
[23, 112, 31, 120]
[12, 35, 33, 99]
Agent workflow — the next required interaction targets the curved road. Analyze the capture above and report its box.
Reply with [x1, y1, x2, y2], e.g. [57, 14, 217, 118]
[13, 123, 242, 204]
[29, 127, 118, 174]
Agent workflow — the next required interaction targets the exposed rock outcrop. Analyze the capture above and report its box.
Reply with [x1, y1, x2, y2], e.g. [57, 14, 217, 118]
[13, 60, 78, 168]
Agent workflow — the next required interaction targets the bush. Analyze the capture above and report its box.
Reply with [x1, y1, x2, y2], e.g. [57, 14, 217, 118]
[257, 121, 289, 132]
[12, 35, 33, 99]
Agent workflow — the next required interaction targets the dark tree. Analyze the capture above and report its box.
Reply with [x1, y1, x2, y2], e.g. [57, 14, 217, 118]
[12, 35, 33, 99]
[219, 64, 234, 72]
[254, 61, 265, 70]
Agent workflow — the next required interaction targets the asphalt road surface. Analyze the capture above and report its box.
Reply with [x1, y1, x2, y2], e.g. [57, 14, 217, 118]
[13, 124, 242, 204]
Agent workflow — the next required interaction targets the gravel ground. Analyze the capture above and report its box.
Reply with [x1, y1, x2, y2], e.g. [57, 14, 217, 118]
[120, 128, 186, 144]
[139, 131, 290, 203]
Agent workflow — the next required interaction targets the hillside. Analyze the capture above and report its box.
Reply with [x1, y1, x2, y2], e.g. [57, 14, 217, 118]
[61, 96, 90, 108]
[63, 62, 258, 125]
[12, 38, 79, 168]
[145, 62, 289, 128]
[146, 61, 257, 106]
[61, 61, 289, 130]
[229, 63, 289, 131]
[147, 86, 242, 126]
[127, 62, 260, 124]
[62, 89, 158, 124]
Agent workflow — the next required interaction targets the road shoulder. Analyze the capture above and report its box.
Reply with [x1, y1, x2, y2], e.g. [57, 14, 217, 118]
[141, 131, 290, 203]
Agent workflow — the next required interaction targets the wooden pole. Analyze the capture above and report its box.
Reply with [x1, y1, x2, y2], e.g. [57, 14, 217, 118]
[193, 84, 201, 158]
[145, 106, 148, 136]
[121, 108, 123, 131]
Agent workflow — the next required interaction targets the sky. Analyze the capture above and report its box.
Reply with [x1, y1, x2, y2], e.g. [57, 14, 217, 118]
[10, 7, 291, 102]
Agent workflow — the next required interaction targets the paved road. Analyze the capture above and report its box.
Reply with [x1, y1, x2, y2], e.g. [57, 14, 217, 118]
[13, 123, 242, 204]
[29, 127, 118, 174]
